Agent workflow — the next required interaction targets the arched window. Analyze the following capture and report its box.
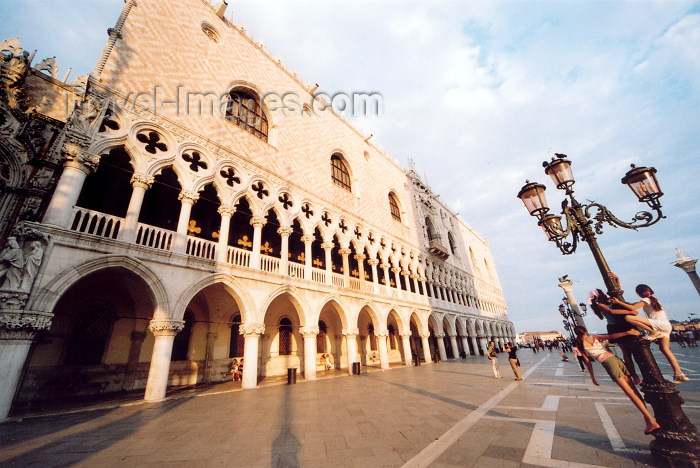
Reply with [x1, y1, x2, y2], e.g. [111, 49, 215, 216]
[388, 192, 401, 221]
[229, 314, 244, 358]
[317, 320, 328, 353]
[279, 317, 292, 355]
[63, 301, 116, 366]
[330, 154, 351, 191]
[225, 89, 268, 141]
[388, 324, 397, 350]
[368, 323, 378, 351]
[448, 232, 457, 254]
[172, 310, 194, 361]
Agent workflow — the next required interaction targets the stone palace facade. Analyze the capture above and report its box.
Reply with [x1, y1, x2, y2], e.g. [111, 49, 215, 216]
[0, 0, 513, 418]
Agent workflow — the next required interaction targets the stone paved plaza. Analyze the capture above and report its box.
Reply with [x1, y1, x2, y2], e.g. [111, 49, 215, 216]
[1, 345, 698, 467]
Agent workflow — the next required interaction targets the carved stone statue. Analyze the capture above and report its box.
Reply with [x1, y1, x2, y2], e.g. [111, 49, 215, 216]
[20, 240, 43, 292]
[0, 237, 24, 290]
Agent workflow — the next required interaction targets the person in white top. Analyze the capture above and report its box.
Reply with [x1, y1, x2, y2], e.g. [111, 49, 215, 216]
[574, 326, 660, 435]
[611, 283, 689, 384]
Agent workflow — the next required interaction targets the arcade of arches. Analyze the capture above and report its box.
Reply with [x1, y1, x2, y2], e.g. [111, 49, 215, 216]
[15, 262, 513, 409]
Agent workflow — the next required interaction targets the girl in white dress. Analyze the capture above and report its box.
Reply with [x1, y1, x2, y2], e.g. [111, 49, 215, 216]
[612, 284, 689, 384]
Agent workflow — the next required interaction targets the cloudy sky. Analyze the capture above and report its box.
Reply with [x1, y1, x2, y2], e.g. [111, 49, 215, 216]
[3, 0, 699, 334]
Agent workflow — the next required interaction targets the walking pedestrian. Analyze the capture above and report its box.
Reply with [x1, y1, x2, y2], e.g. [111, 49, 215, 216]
[611, 283, 689, 383]
[505, 342, 522, 381]
[574, 326, 660, 435]
[487, 341, 502, 379]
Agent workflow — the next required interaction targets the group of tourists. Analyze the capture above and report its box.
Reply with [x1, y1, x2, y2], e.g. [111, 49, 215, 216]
[486, 272, 688, 436]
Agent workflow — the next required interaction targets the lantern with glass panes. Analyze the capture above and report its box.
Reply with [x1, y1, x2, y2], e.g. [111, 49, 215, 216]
[517, 154, 700, 465]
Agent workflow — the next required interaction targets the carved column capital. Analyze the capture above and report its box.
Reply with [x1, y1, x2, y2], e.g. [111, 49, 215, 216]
[338, 248, 351, 256]
[354, 254, 366, 262]
[63, 143, 100, 174]
[320, 242, 333, 250]
[131, 173, 154, 189]
[300, 326, 319, 338]
[375, 331, 389, 338]
[367, 258, 379, 266]
[420, 332, 431, 339]
[301, 235, 315, 244]
[250, 217, 267, 228]
[217, 205, 236, 216]
[400, 333, 412, 339]
[178, 191, 199, 203]
[240, 322, 266, 336]
[148, 319, 184, 336]
[277, 227, 293, 237]
[0, 307, 53, 340]
[342, 328, 360, 336]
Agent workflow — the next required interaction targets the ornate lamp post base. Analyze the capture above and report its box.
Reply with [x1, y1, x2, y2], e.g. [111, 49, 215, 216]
[624, 336, 700, 466]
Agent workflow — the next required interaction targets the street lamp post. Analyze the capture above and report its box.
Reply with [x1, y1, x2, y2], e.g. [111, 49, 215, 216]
[518, 153, 700, 465]
[559, 297, 586, 340]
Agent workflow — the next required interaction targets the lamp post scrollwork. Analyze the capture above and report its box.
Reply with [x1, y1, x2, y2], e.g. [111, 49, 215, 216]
[518, 153, 699, 465]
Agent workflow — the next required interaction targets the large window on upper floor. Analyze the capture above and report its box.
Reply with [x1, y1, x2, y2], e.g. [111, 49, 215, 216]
[225, 89, 268, 141]
[330, 154, 351, 191]
[389, 192, 401, 221]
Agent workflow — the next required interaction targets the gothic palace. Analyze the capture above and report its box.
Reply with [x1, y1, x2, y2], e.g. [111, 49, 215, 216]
[0, 0, 513, 419]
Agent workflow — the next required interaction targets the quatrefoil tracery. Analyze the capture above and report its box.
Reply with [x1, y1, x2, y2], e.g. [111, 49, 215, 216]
[182, 151, 208, 172]
[219, 167, 241, 187]
[136, 131, 168, 154]
[302, 203, 314, 219]
[278, 193, 293, 210]
[252, 181, 269, 199]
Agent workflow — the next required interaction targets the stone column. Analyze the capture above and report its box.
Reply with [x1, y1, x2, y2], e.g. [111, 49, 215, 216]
[410, 274, 419, 294]
[460, 336, 470, 358]
[672, 250, 700, 297]
[479, 338, 489, 355]
[0, 297, 53, 420]
[437, 334, 447, 361]
[368, 259, 380, 294]
[172, 191, 198, 254]
[302, 235, 314, 281]
[278, 227, 292, 276]
[449, 334, 459, 360]
[249, 216, 266, 270]
[420, 333, 432, 364]
[122, 330, 146, 390]
[381, 263, 391, 295]
[43, 147, 100, 228]
[301, 326, 319, 381]
[391, 268, 401, 298]
[400, 270, 410, 292]
[470, 336, 478, 356]
[377, 332, 390, 370]
[203, 332, 218, 383]
[343, 328, 359, 374]
[558, 278, 586, 328]
[118, 173, 154, 243]
[400, 333, 412, 366]
[216, 206, 235, 264]
[355, 254, 366, 287]
[339, 248, 351, 282]
[321, 241, 333, 285]
[241, 323, 265, 389]
[144, 319, 184, 402]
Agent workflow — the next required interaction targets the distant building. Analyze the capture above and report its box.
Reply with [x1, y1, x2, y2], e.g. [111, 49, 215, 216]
[517, 331, 565, 344]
